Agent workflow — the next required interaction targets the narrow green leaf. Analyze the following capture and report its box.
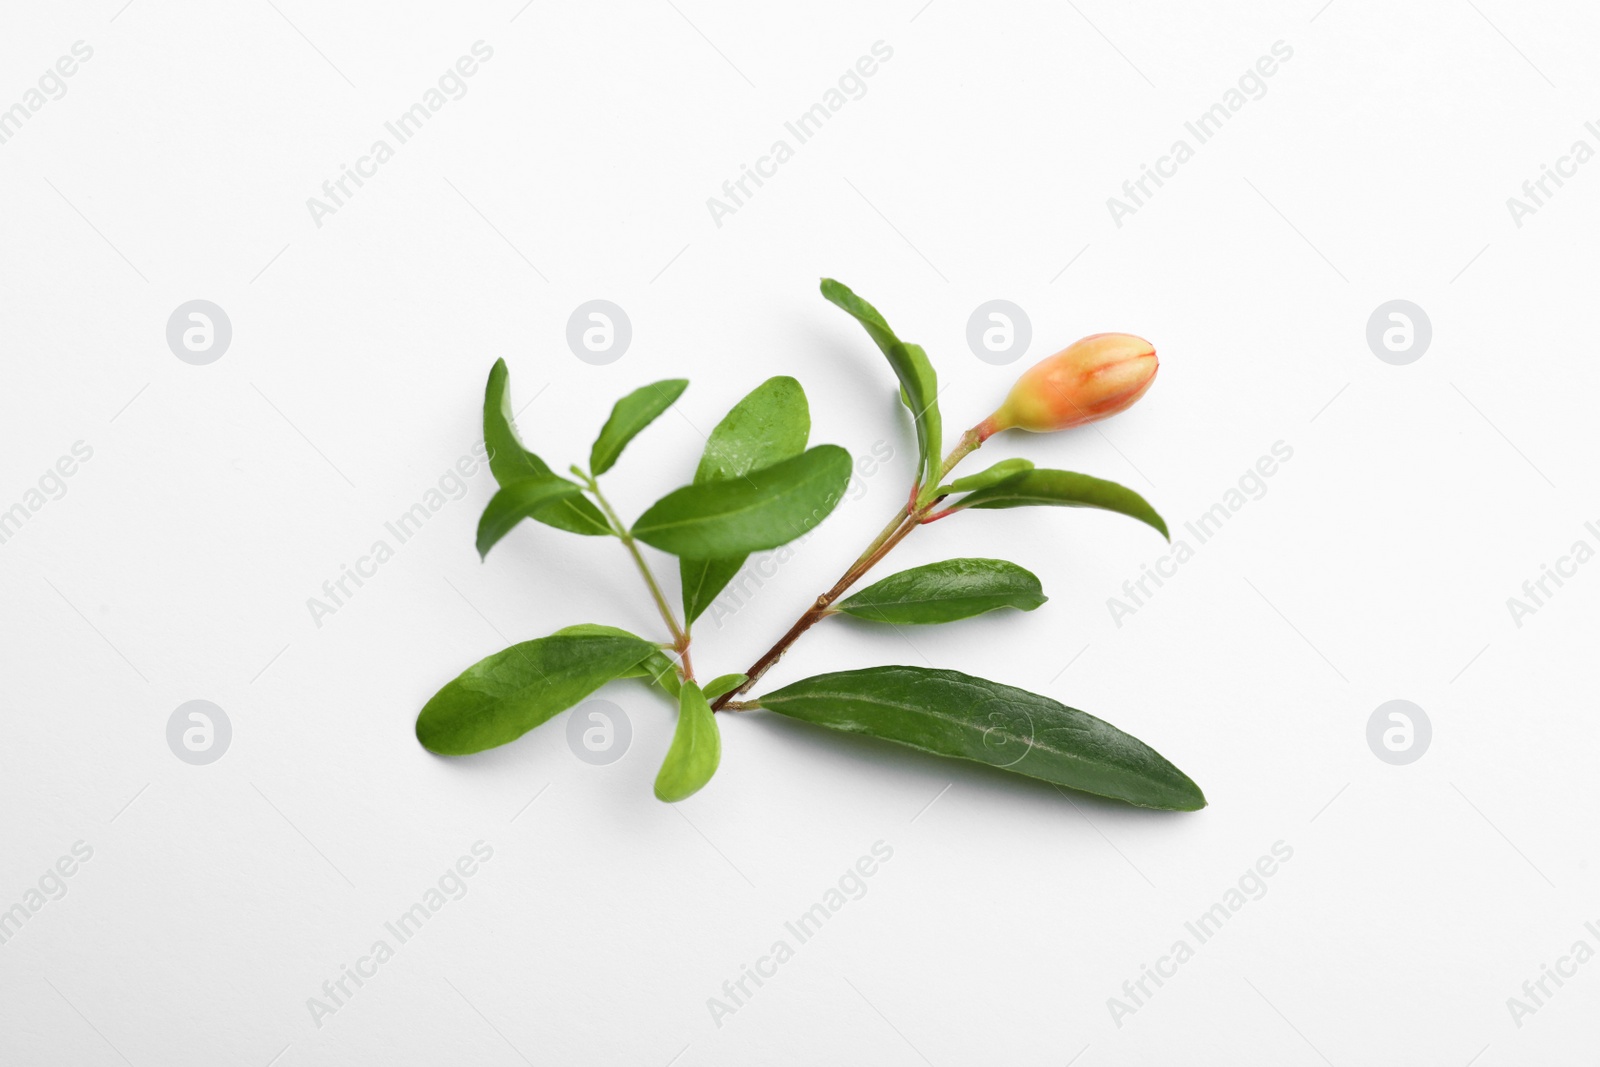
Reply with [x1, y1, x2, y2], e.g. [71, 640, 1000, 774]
[589, 379, 689, 476]
[702, 673, 747, 701]
[476, 477, 586, 559]
[952, 469, 1169, 540]
[416, 632, 660, 755]
[936, 458, 1034, 496]
[758, 666, 1205, 811]
[482, 359, 609, 536]
[483, 359, 542, 486]
[654, 681, 722, 802]
[634, 445, 851, 559]
[681, 377, 811, 623]
[833, 558, 1047, 625]
[819, 279, 941, 492]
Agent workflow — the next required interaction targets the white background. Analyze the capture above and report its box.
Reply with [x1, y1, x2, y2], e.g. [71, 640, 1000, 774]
[2, 1, 1597, 1063]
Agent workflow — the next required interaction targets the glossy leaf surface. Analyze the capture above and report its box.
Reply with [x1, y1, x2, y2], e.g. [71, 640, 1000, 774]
[833, 558, 1047, 624]
[759, 666, 1205, 810]
[476, 477, 586, 559]
[820, 279, 941, 492]
[681, 377, 811, 623]
[416, 631, 660, 755]
[589, 379, 689, 476]
[482, 359, 609, 535]
[634, 445, 851, 559]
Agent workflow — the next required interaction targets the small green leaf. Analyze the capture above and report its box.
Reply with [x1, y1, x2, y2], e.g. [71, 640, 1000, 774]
[654, 681, 722, 802]
[589, 379, 689, 476]
[476, 477, 586, 559]
[680, 557, 746, 627]
[702, 673, 747, 701]
[820, 279, 941, 493]
[681, 377, 811, 623]
[833, 558, 1047, 625]
[416, 631, 660, 755]
[757, 666, 1205, 811]
[636, 651, 682, 698]
[634, 445, 852, 559]
[936, 458, 1034, 496]
[951, 469, 1169, 540]
[482, 359, 609, 536]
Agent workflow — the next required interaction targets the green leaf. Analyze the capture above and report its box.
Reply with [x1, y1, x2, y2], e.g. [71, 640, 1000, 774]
[482, 359, 609, 536]
[636, 651, 683, 698]
[634, 445, 851, 559]
[680, 557, 746, 627]
[936, 458, 1034, 496]
[554, 624, 681, 696]
[757, 666, 1204, 811]
[589, 379, 689, 476]
[702, 673, 748, 701]
[820, 279, 941, 493]
[551, 623, 649, 640]
[476, 477, 586, 559]
[654, 681, 722, 802]
[833, 558, 1047, 625]
[681, 377, 811, 623]
[483, 359, 541, 486]
[693, 376, 811, 483]
[416, 631, 660, 755]
[951, 469, 1169, 540]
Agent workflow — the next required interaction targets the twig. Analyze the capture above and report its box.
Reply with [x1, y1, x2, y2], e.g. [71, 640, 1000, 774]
[710, 427, 984, 709]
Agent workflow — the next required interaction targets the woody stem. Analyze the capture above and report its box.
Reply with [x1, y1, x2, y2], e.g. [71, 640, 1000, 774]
[709, 427, 986, 710]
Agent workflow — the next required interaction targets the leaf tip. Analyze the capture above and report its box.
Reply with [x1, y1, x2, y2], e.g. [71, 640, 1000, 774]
[414, 710, 449, 755]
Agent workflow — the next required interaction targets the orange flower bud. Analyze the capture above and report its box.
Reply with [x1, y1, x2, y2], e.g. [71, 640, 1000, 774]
[978, 333, 1157, 438]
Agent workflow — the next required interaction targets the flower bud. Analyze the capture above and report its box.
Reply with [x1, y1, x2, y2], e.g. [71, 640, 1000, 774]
[979, 333, 1157, 438]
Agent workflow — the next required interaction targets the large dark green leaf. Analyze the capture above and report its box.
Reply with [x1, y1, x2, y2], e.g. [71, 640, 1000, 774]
[416, 631, 660, 755]
[476, 477, 587, 559]
[951, 469, 1169, 540]
[633, 445, 851, 559]
[820, 279, 941, 493]
[654, 681, 721, 802]
[757, 666, 1205, 810]
[590, 379, 689, 476]
[482, 359, 609, 536]
[680, 377, 811, 623]
[833, 558, 1047, 625]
